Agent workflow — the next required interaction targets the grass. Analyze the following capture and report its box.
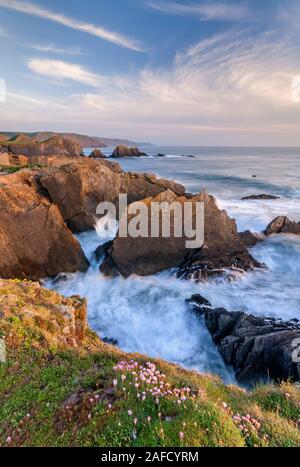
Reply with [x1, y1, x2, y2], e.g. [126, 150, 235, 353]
[0, 164, 47, 174]
[0, 279, 300, 447]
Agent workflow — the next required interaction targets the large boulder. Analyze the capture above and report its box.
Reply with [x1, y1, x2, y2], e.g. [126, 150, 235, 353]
[239, 230, 265, 248]
[188, 297, 300, 384]
[111, 145, 147, 158]
[89, 149, 106, 159]
[100, 190, 258, 278]
[38, 159, 185, 233]
[264, 216, 300, 236]
[0, 170, 89, 279]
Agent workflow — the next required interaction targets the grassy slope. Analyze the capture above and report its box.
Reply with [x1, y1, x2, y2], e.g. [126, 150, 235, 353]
[1, 281, 300, 448]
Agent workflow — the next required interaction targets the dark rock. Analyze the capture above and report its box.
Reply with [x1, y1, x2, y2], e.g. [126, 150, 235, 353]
[264, 216, 300, 236]
[111, 145, 147, 158]
[185, 294, 212, 310]
[94, 241, 113, 262]
[157, 153, 166, 157]
[187, 299, 300, 384]
[239, 230, 265, 247]
[242, 194, 280, 200]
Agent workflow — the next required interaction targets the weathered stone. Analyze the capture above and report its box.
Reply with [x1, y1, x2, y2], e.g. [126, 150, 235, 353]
[0, 170, 89, 279]
[101, 190, 259, 278]
[111, 145, 147, 158]
[187, 297, 300, 384]
[241, 194, 280, 200]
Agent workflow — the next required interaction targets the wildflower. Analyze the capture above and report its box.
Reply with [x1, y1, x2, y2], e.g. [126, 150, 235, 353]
[222, 402, 228, 409]
[113, 379, 118, 387]
[108, 404, 112, 410]
[134, 418, 138, 425]
[147, 416, 151, 423]
[6, 436, 12, 445]
[284, 393, 291, 398]
[179, 432, 185, 440]
[128, 410, 133, 416]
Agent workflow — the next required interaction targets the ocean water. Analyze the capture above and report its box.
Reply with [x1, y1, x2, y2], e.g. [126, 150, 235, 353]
[49, 147, 300, 383]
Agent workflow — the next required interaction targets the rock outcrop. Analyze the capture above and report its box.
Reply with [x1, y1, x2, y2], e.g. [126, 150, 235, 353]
[188, 296, 300, 384]
[100, 190, 258, 278]
[89, 149, 106, 159]
[0, 279, 100, 350]
[111, 145, 147, 158]
[241, 194, 280, 200]
[1, 136, 83, 159]
[39, 159, 185, 232]
[0, 170, 89, 279]
[264, 216, 300, 236]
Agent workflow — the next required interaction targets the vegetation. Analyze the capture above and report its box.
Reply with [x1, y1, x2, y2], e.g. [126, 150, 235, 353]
[0, 164, 47, 174]
[0, 280, 300, 448]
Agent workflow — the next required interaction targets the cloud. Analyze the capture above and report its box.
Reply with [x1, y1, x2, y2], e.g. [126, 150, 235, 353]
[148, 1, 250, 21]
[27, 58, 103, 87]
[0, 0, 143, 51]
[3, 27, 300, 144]
[28, 43, 82, 56]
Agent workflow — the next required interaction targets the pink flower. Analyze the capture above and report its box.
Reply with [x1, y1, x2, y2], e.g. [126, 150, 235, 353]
[179, 432, 185, 440]
[134, 418, 138, 425]
[6, 436, 12, 445]
[128, 410, 133, 416]
[113, 379, 118, 386]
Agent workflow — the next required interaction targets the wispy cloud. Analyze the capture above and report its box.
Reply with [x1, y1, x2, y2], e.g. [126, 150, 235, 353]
[27, 58, 104, 87]
[148, 1, 250, 21]
[0, 0, 143, 51]
[28, 43, 82, 56]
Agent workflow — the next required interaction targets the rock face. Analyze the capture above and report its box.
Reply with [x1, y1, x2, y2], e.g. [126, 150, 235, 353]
[101, 190, 258, 278]
[241, 194, 280, 200]
[39, 159, 185, 233]
[0, 170, 89, 279]
[1, 136, 83, 159]
[0, 279, 99, 349]
[264, 216, 300, 236]
[89, 149, 106, 159]
[111, 145, 147, 158]
[188, 296, 300, 384]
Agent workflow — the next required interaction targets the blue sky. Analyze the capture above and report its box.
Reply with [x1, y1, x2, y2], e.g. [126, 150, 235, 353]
[0, 0, 300, 145]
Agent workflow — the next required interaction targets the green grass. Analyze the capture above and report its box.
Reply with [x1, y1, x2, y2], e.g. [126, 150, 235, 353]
[0, 164, 47, 174]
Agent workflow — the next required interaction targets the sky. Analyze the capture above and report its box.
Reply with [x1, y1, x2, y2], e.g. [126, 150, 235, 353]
[0, 0, 300, 146]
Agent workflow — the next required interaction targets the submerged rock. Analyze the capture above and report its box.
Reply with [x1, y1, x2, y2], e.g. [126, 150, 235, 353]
[111, 145, 147, 158]
[187, 297, 300, 384]
[264, 216, 300, 236]
[241, 194, 280, 200]
[0, 170, 89, 280]
[101, 189, 259, 278]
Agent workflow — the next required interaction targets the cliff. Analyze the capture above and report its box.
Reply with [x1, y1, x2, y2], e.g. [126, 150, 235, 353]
[1, 279, 300, 447]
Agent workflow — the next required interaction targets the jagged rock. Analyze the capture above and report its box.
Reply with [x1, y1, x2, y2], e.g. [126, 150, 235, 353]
[187, 298, 300, 384]
[239, 230, 265, 247]
[242, 194, 280, 200]
[111, 145, 147, 158]
[0, 170, 89, 279]
[264, 216, 300, 236]
[39, 159, 185, 232]
[101, 190, 259, 278]
[89, 149, 106, 159]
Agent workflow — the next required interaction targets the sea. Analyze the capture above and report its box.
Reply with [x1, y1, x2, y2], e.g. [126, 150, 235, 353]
[46, 146, 300, 384]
